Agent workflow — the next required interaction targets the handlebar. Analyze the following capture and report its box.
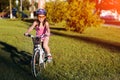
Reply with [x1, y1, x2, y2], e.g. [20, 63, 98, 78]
[24, 33, 49, 45]
[24, 34, 47, 38]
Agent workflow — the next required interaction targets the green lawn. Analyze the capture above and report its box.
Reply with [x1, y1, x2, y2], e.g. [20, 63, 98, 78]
[0, 19, 120, 80]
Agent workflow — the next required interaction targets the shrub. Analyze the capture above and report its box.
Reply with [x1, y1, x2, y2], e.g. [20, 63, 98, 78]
[65, 0, 103, 33]
[46, 0, 103, 33]
[46, 0, 68, 23]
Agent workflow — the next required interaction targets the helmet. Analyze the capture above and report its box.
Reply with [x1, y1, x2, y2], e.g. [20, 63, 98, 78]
[36, 9, 47, 16]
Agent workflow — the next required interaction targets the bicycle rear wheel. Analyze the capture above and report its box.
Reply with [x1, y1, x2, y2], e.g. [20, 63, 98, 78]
[31, 50, 45, 77]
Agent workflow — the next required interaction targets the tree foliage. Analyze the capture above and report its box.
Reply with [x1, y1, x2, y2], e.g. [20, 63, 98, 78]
[66, 0, 102, 33]
[0, 0, 13, 12]
[46, 0, 68, 23]
[46, 0, 102, 33]
[22, 0, 30, 10]
[94, 0, 120, 14]
[0, 0, 30, 12]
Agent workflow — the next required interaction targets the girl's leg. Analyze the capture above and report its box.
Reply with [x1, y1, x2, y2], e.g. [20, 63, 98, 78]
[43, 37, 50, 54]
[43, 37, 52, 62]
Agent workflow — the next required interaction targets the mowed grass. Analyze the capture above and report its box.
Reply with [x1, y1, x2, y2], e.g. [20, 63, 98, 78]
[0, 19, 120, 80]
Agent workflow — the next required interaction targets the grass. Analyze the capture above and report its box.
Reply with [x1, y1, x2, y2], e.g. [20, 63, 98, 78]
[0, 19, 120, 80]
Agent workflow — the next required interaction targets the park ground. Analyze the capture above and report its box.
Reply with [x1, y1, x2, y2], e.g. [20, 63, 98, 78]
[0, 19, 120, 80]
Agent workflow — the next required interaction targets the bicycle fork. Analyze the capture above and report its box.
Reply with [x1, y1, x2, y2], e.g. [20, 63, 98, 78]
[39, 48, 44, 64]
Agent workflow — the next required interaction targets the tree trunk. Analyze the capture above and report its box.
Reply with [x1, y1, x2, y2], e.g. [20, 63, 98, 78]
[38, 0, 46, 9]
[10, 0, 13, 19]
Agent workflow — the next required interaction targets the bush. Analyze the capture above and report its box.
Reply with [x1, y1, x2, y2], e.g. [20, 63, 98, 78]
[46, 0, 68, 23]
[46, 0, 103, 33]
[66, 0, 103, 33]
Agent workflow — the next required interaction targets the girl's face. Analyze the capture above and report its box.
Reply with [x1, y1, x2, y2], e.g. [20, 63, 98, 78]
[38, 14, 46, 22]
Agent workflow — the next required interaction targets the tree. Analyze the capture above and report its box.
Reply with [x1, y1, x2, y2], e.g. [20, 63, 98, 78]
[65, 0, 102, 33]
[46, 0, 68, 23]
[93, 0, 120, 14]
[22, 0, 30, 10]
[46, 0, 102, 33]
[0, 0, 9, 12]
[0, 0, 17, 12]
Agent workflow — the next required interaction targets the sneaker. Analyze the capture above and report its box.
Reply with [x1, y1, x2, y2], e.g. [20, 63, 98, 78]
[47, 55, 52, 63]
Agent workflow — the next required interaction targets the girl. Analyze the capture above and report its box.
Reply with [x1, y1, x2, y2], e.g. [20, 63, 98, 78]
[24, 9, 52, 62]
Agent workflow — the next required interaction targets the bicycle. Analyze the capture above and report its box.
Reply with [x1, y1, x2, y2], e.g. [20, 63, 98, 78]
[25, 34, 48, 78]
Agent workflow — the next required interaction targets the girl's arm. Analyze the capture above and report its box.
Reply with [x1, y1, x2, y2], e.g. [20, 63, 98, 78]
[25, 21, 37, 35]
[45, 22, 50, 36]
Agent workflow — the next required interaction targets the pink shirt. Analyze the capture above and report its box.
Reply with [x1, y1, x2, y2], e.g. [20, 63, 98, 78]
[36, 26, 47, 36]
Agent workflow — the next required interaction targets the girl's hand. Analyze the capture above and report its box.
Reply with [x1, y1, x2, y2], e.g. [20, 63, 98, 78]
[24, 33, 29, 36]
[45, 33, 50, 36]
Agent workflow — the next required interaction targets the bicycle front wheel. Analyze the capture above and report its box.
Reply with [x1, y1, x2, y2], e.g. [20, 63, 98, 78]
[31, 50, 45, 77]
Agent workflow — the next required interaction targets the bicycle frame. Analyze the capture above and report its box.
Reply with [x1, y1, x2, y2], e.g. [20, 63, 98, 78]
[33, 40, 44, 64]
[25, 34, 47, 77]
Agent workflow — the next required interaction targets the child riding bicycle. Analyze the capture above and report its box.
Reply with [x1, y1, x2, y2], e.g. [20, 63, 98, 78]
[24, 9, 52, 62]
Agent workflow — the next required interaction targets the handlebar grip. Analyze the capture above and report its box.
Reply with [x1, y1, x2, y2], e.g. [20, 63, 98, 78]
[27, 34, 32, 37]
[24, 33, 33, 37]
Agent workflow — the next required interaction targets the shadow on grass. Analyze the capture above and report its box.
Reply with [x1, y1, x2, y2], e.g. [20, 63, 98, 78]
[22, 19, 34, 23]
[0, 41, 56, 80]
[51, 31, 120, 52]
[0, 41, 34, 79]
[50, 27, 66, 31]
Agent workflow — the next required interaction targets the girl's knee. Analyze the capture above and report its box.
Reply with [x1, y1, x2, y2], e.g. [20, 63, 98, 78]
[43, 44, 49, 49]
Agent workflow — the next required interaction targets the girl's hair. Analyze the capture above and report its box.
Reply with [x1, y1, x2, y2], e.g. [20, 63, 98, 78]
[36, 18, 47, 27]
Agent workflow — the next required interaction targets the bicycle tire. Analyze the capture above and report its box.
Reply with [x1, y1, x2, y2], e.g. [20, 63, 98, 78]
[31, 49, 46, 78]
